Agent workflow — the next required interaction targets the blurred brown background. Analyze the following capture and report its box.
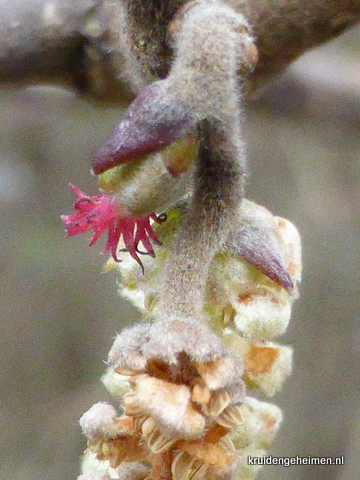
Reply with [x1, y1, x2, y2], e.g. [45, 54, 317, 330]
[1, 26, 359, 480]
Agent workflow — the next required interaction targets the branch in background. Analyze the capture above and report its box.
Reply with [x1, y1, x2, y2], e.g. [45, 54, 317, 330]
[242, 0, 360, 94]
[0, 1, 95, 87]
[0, 0, 359, 102]
[0, 0, 135, 104]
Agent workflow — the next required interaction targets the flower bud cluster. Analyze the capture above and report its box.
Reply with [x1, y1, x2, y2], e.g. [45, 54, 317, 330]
[79, 322, 281, 480]
[78, 199, 301, 480]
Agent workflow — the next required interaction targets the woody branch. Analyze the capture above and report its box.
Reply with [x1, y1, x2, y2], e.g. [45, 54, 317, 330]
[0, 0, 359, 102]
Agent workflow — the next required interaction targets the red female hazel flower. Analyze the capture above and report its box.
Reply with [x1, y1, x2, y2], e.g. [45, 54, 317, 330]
[61, 184, 164, 271]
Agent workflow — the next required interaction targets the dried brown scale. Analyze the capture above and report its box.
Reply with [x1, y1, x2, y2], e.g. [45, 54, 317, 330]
[82, 345, 249, 476]
[244, 344, 280, 376]
[175, 438, 235, 466]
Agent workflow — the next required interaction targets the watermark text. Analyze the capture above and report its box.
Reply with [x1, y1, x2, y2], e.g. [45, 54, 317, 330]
[247, 455, 344, 467]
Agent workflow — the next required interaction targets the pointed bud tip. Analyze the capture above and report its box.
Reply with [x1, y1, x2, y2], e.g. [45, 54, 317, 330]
[92, 81, 196, 175]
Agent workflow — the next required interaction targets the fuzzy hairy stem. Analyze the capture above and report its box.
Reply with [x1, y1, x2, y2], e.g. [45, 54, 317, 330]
[156, 2, 248, 319]
[0, 0, 359, 100]
[158, 120, 245, 319]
